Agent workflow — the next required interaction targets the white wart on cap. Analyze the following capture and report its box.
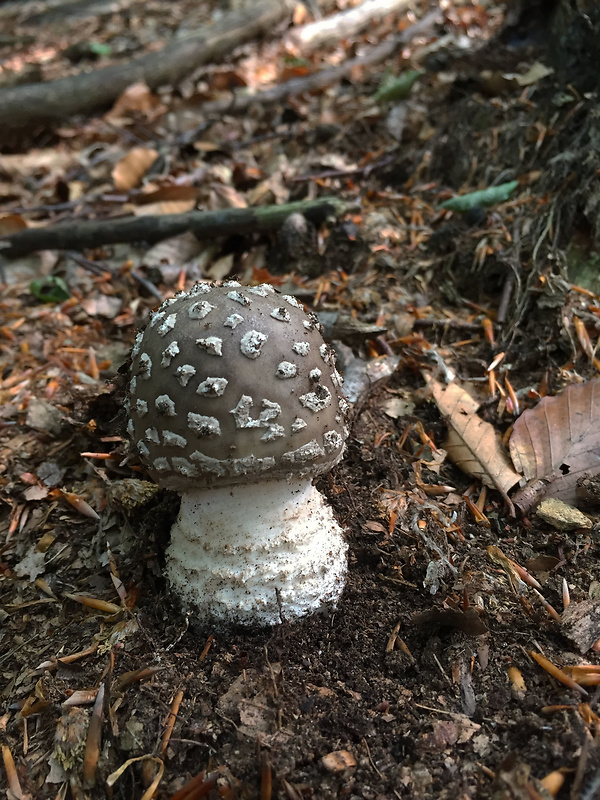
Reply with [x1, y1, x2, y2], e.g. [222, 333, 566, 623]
[128, 282, 351, 626]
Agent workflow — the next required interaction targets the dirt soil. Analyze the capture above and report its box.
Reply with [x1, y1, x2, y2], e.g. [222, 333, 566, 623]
[2, 1, 600, 799]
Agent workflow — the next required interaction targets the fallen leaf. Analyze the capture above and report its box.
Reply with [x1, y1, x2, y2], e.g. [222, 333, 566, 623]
[374, 69, 422, 103]
[112, 147, 159, 191]
[440, 180, 519, 211]
[383, 395, 415, 419]
[80, 294, 123, 319]
[132, 199, 196, 216]
[143, 231, 204, 270]
[134, 184, 199, 205]
[428, 378, 521, 497]
[0, 150, 75, 178]
[362, 520, 388, 535]
[239, 696, 270, 732]
[0, 214, 27, 236]
[25, 398, 63, 435]
[24, 485, 49, 501]
[510, 379, 600, 504]
[321, 750, 356, 772]
[510, 61, 554, 87]
[421, 716, 480, 753]
[107, 81, 166, 120]
[525, 555, 561, 572]
[576, 474, 600, 506]
[206, 253, 235, 281]
[411, 606, 488, 636]
[14, 546, 46, 581]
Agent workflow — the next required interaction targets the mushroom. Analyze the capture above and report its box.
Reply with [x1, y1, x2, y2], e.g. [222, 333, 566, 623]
[127, 281, 351, 625]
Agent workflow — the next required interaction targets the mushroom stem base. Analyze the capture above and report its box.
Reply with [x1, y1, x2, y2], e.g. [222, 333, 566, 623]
[165, 478, 347, 626]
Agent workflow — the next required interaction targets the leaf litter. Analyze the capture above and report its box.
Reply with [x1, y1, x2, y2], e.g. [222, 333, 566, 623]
[2, 0, 600, 797]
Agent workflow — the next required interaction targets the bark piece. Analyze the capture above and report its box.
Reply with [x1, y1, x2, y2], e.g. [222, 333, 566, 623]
[561, 599, 600, 653]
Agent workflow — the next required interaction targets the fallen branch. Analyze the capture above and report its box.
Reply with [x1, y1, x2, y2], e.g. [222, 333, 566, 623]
[201, 9, 440, 117]
[22, 0, 140, 26]
[285, 0, 413, 52]
[0, 197, 351, 259]
[0, 0, 293, 127]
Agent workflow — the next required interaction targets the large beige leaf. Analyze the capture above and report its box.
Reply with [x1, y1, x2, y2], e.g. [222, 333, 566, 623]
[509, 379, 600, 504]
[428, 378, 521, 496]
[112, 147, 159, 191]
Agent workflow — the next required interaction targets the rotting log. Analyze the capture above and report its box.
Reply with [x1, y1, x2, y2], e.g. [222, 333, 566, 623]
[0, 197, 352, 259]
[0, 0, 293, 127]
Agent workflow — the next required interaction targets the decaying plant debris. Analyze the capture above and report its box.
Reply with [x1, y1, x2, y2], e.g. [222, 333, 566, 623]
[2, 0, 600, 798]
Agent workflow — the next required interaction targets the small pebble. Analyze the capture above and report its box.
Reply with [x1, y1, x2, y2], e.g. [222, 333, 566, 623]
[536, 497, 592, 531]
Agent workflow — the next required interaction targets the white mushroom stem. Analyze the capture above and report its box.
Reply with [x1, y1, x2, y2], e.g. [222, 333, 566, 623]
[165, 478, 347, 626]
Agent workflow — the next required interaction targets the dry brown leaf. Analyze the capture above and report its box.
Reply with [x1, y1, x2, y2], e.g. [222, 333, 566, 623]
[428, 378, 521, 496]
[509, 379, 600, 504]
[211, 183, 248, 209]
[375, 488, 408, 520]
[24, 485, 49, 501]
[411, 606, 488, 636]
[247, 173, 289, 206]
[206, 253, 235, 281]
[106, 81, 166, 121]
[143, 232, 204, 269]
[112, 147, 159, 192]
[132, 199, 196, 216]
[0, 149, 75, 178]
[0, 214, 27, 236]
[321, 750, 356, 772]
[134, 184, 199, 205]
[80, 294, 123, 319]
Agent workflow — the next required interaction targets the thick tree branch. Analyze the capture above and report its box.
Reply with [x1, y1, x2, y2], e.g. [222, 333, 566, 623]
[0, 198, 351, 259]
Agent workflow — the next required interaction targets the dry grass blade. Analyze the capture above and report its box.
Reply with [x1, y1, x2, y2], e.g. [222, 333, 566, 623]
[427, 378, 521, 499]
[510, 378, 600, 504]
[106, 755, 164, 799]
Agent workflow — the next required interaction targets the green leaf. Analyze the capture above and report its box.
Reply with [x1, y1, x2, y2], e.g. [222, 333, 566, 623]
[283, 55, 310, 68]
[89, 41, 112, 56]
[30, 276, 71, 303]
[440, 180, 520, 212]
[374, 69, 422, 103]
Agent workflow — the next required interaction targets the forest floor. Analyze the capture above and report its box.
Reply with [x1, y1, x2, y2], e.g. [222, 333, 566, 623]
[1, 0, 600, 798]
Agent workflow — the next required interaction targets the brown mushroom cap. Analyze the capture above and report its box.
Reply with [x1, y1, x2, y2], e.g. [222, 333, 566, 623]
[128, 282, 350, 491]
